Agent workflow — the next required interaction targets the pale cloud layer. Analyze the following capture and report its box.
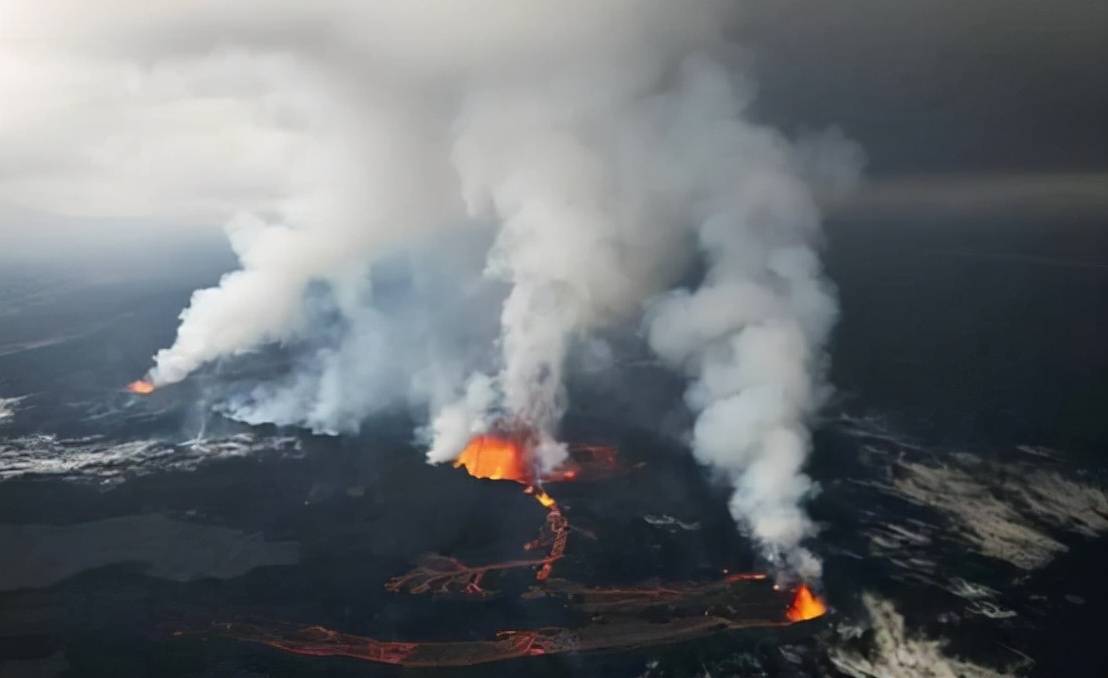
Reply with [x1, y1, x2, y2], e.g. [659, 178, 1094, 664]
[0, 1, 858, 580]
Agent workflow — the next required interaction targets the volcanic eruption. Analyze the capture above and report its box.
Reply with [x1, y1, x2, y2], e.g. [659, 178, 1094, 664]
[787, 584, 829, 622]
[95, 9, 852, 663]
[206, 430, 827, 668]
[449, 431, 565, 582]
[106, 0, 859, 586]
[453, 433, 534, 484]
[125, 380, 155, 395]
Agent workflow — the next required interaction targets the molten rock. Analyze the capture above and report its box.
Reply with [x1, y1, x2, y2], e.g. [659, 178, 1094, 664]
[126, 380, 155, 395]
[786, 584, 828, 622]
[453, 434, 534, 483]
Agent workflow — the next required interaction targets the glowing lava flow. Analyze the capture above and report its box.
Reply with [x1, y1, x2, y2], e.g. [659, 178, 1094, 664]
[206, 575, 804, 668]
[450, 433, 566, 582]
[188, 434, 830, 667]
[785, 584, 828, 622]
[126, 379, 155, 395]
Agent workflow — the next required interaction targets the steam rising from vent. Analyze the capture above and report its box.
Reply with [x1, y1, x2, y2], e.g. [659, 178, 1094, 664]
[3, 1, 861, 576]
[645, 119, 856, 578]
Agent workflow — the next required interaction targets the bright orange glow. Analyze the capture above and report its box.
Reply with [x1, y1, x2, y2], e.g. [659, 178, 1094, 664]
[454, 434, 532, 483]
[126, 379, 155, 395]
[529, 488, 556, 509]
[785, 584, 827, 622]
[454, 434, 559, 512]
[723, 572, 767, 583]
[449, 434, 566, 582]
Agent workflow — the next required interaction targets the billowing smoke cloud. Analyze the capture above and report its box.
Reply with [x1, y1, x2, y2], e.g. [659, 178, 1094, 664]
[645, 118, 858, 577]
[0, 1, 861, 576]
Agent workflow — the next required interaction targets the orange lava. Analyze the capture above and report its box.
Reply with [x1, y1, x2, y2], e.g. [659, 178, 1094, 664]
[449, 433, 567, 582]
[723, 572, 768, 583]
[126, 379, 155, 395]
[454, 434, 533, 483]
[525, 486, 557, 508]
[207, 574, 798, 667]
[785, 584, 827, 622]
[454, 433, 560, 513]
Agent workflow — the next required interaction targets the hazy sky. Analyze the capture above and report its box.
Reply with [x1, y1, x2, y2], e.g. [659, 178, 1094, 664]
[740, 0, 1107, 175]
[1, 0, 1105, 261]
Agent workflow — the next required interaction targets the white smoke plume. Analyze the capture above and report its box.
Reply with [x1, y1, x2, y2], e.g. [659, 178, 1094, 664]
[645, 117, 860, 578]
[0, 1, 861, 576]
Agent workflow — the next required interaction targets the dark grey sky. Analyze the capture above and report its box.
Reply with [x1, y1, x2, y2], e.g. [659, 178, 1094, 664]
[738, 0, 1107, 176]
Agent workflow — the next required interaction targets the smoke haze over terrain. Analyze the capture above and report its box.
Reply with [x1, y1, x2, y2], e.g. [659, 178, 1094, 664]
[2, 0, 1104, 579]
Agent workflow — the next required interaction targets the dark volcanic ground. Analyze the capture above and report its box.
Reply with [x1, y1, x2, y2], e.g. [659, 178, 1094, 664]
[1, 213, 1107, 677]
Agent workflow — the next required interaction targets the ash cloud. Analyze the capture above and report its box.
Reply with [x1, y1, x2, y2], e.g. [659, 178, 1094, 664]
[0, 1, 861, 577]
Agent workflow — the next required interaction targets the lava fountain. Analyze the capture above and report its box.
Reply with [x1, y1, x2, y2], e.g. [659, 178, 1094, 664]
[388, 432, 620, 596]
[453, 433, 557, 510]
[453, 433, 534, 483]
[452, 432, 563, 580]
[125, 379, 155, 395]
[206, 575, 820, 667]
[785, 584, 828, 622]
